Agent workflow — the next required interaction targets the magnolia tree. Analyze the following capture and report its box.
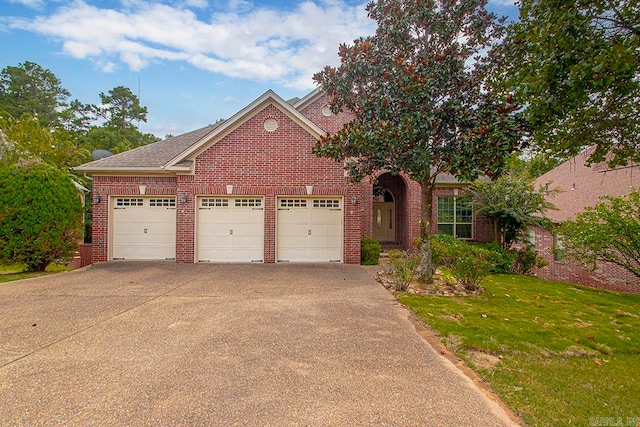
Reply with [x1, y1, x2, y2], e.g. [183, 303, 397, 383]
[313, 0, 527, 281]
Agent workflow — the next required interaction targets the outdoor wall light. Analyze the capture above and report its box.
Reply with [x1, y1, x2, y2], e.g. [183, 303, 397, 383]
[350, 195, 357, 203]
[93, 194, 101, 203]
[180, 193, 188, 203]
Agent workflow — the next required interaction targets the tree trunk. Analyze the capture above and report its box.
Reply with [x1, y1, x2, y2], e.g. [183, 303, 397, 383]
[418, 176, 435, 283]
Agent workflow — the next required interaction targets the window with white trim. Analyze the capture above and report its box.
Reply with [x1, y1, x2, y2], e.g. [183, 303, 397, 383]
[527, 229, 536, 250]
[201, 198, 229, 207]
[280, 199, 307, 208]
[554, 233, 565, 262]
[437, 196, 473, 239]
[115, 198, 143, 207]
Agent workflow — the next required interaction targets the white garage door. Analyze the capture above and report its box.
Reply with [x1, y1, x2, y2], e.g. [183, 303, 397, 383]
[197, 197, 264, 263]
[112, 197, 176, 260]
[277, 197, 343, 263]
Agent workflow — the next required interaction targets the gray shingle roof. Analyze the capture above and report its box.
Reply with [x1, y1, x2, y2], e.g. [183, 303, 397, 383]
[75, 122, 222, 171]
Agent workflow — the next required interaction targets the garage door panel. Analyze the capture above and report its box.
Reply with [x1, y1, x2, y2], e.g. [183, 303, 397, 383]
[112, 198, 176, 260]
[197, 197, 264, 263]
[277, 198, 343, 263]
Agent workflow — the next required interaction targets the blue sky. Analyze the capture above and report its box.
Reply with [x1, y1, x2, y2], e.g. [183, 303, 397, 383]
[0, 0, 519, 138]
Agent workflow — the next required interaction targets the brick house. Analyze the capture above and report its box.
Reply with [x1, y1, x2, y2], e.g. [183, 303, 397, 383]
[531, 147, 640, 293]
[75, 89, 492, 264]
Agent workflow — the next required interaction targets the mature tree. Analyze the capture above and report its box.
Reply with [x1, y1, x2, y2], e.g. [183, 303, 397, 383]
[96, 86, 147, 130]
[313, 0, 526, 281]
[76, 126, 159, 154]
[501, 0, 640, 168]
[0, 162, 84, 271]
[560, 189, 640, 280]
[60, 99, 96, 134]
[506, 151, 564, 179]
[468, 174, 555, 250]
[0, 61, 71, 127]
[0, 112, 90, 168]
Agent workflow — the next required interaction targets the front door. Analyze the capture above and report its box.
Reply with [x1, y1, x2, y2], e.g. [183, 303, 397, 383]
[372, 202, 395, 242]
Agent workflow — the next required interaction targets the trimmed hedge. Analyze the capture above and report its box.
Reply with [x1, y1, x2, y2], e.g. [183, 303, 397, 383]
[361, 238, 382, 265]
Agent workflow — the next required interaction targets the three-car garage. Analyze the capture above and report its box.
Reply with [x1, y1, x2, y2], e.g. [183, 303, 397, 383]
[110, 196, 344, 263]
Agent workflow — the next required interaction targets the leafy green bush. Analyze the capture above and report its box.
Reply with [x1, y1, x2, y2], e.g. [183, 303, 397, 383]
[511, 246, 548, 275]
[431, 234, 463, 268]
[360, 237, 382, 265]
[388, 249, 419, 291]
[472, 242, 515, 273]
[0, 162, 84, 271]
[450, 245, 492, 291]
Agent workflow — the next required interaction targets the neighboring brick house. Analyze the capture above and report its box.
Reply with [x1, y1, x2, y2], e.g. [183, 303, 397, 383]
[531, 148, 640, 293]
[75, 89, 492, 264]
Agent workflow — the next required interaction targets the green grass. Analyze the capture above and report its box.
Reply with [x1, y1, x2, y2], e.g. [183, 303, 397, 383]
[398, 274, 640, 427]
[0, 263, 74, 283]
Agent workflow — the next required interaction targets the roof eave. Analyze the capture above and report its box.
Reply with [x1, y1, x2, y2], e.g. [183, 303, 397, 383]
[72, 166, 172, 175]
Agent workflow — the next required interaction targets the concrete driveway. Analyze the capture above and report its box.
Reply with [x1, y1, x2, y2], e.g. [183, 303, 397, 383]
[0, 263, 519, 426]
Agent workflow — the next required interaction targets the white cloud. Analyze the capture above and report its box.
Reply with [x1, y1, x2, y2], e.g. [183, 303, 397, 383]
[4, 0, 376, 89]
[6, 0, 45, 9]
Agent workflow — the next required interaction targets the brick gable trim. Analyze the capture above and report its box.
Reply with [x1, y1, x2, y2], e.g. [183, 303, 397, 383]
[165, 90, 326, 171]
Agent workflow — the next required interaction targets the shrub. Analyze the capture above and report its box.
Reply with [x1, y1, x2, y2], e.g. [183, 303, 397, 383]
[0, 162, 84, 271]
[511, 246, 548, 275]
[360, 237, 382, 265]
[388, 249, 419, 291]
[472, 242, 515, 273]
[450, 245, 492, 291]
[431, 234, 463, 268]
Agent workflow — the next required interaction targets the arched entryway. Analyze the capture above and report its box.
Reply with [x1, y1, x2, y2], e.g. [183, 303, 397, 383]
[372, 173, 407, 248]
[372, 188, 395, 242]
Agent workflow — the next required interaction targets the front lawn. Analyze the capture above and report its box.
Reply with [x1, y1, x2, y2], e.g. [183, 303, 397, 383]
[398, 274, 640, 427]
[0, 263, 73, 283]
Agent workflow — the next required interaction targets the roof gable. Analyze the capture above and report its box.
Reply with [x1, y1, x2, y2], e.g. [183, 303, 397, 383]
[167, 90, 325, 168]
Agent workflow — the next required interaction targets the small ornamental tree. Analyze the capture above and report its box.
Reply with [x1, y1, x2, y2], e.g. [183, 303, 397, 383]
[469, 173, 555, 250]
[313, 0, 527, 282]
[560, 189, 640, 280]
[0, 162, 84, 271]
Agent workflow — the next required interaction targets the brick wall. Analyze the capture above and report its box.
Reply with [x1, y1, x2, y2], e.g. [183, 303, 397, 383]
[176, 103, 360, 264]
[298, 93, 354, 134]
[91, 175, 178, 262]
[532, 227, 640, 294]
